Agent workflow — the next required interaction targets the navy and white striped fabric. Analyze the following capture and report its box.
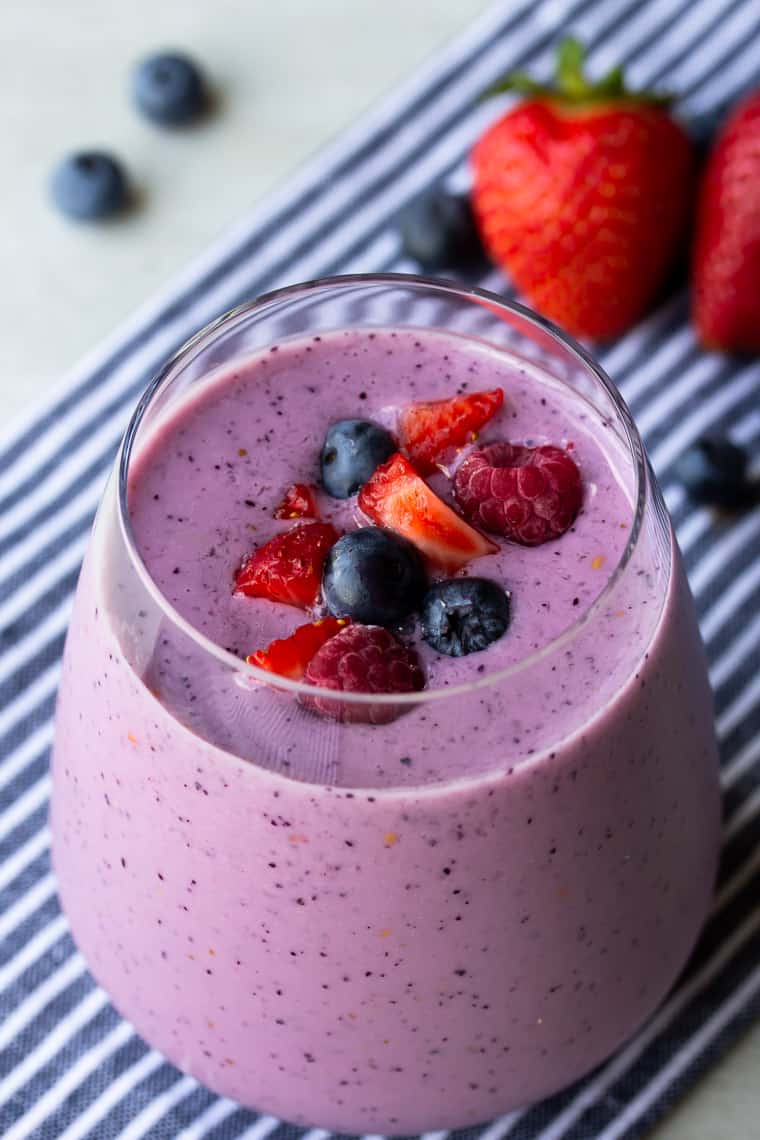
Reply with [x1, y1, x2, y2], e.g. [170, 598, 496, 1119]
[2, 0, 759, 1137]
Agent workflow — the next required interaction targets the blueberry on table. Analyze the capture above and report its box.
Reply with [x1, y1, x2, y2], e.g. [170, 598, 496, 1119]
[421, 577, 510, 657]
[322, 527, 427, 626]
[132, 52, 206, 125]
[50, 152, 128, 221]
[674, 436, 751, 508]
[320, 419, 396, 499]
[399, 187, 484, 270]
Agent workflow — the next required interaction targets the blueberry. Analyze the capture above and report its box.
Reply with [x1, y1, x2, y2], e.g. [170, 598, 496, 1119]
[132, 52, 206, 125]
[421, 578, 510, 657]
[320, 419, 396, 499]
[323, 528, 427, 626]
[674, 435, 751, 507]
[399, 188, 484, 271]
[50, 152, 128, 221]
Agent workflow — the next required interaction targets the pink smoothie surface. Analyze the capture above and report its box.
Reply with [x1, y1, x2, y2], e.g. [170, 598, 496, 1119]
[126, 328, 635, 786]
[51, 325, 721, 1132]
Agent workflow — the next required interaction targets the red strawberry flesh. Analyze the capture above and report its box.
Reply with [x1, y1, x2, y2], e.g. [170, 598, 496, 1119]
[234, 521, 338, 608]
[358, 452, 497, 571]
[248, 617, 350, 680]
[274, 483, 319, 519]
[454, 441, 582, 546]
[398, 388, 504, 473]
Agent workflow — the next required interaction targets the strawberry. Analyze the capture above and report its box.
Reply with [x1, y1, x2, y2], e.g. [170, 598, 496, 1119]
[398, 388, 504, 473]
[693, 91, 760, 351]
[248, 617, 350, 680]
[358, 452, 497, 571]
[234, 521, 338, 609]
[273, 483, 319, 519]
[471, 38, 694, 340]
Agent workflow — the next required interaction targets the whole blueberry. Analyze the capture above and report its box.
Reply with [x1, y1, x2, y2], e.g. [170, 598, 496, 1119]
[399, 188, 484, 271]
[421, 577, 510, 657]
[50, 152, 128, 221]
[132, 52, 206, 125]
[320, 419, 396, 499]
[674, 435, 751, 507]
[323, 527, 427, 626]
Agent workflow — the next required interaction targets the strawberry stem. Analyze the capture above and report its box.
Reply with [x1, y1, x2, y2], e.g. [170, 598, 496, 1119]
[485, 37, 672, 107]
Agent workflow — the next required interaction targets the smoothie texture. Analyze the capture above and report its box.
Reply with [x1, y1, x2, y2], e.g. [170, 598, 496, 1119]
[51, 317, 721, 1133]
[125, 328, 638, 786]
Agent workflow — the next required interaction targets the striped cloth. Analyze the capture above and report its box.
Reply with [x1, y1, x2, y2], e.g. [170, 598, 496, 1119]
[1, 0, 759, 1137]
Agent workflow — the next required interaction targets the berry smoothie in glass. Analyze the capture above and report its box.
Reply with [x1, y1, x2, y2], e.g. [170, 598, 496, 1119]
[51, 276, 720, 1134]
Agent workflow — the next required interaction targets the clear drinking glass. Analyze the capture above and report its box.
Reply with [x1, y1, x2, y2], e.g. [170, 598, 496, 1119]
[51, 275, 721, 1134]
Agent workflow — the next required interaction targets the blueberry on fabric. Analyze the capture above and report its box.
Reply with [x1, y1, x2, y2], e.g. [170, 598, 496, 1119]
[399, 187, 484, 270]
[322, 527, 427, 626]
[421, 577, 511, 657]
[132, 52, 206, 125]
[320, 419, 396, 499]
[674, 435, 751, 507]
[50, 152, 128, 221]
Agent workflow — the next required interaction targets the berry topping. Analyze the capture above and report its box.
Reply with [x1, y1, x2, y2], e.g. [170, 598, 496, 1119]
[303, 624, 425, 724]
[421, 578, 511, 657]
[359, 453, 497, 571]
[234, 521, 338, 609]
[274, 483, 319, 519]
[320, 419, 396, 499]
[399, 188, 484, 270]
[132, 52, 207, 125]
[454, 442, 582, 546]
[674, 436, 752, 508]
[248, 617, 350, 680]
[398, 388, 504, 473]
[322, 527, 427, 626]
[50, 152, 128, 221]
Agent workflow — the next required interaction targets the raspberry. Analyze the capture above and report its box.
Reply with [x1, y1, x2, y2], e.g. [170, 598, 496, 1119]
[454, 442, 582, 546]
[303, 624, 424, 724]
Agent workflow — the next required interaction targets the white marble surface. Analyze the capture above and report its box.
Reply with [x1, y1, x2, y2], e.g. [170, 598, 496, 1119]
[2, 0, 758, 1134]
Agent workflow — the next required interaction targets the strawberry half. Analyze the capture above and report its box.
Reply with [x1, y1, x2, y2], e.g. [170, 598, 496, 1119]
[358, 452, 497, 572]
[274, 483, 319, 519]
[248, 617, 350, 680]
[398, 388, 504, 473]
[234, 521, 338, 609]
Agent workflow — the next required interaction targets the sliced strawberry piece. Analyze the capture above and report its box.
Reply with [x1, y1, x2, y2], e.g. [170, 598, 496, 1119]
[273, 483, 319, 519]
[398, 388, 503, 473]
[248, 617, 350, 680]
[358, 452, 497, 572]
[234, 521, 338, 609]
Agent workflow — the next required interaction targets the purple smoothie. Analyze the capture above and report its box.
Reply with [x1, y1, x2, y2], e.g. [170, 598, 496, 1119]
[51, 323, 720, 1132]
[125, 328, 636, 785]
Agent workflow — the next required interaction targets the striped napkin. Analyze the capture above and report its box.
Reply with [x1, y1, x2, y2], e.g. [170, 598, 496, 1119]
[2, 1, 759, 1137]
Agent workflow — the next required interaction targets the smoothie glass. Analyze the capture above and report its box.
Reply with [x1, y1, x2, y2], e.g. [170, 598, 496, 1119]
[51, 276, 721, 1134]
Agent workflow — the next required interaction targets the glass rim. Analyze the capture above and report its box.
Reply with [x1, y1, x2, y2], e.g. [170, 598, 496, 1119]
[117, 272, 651, 709]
